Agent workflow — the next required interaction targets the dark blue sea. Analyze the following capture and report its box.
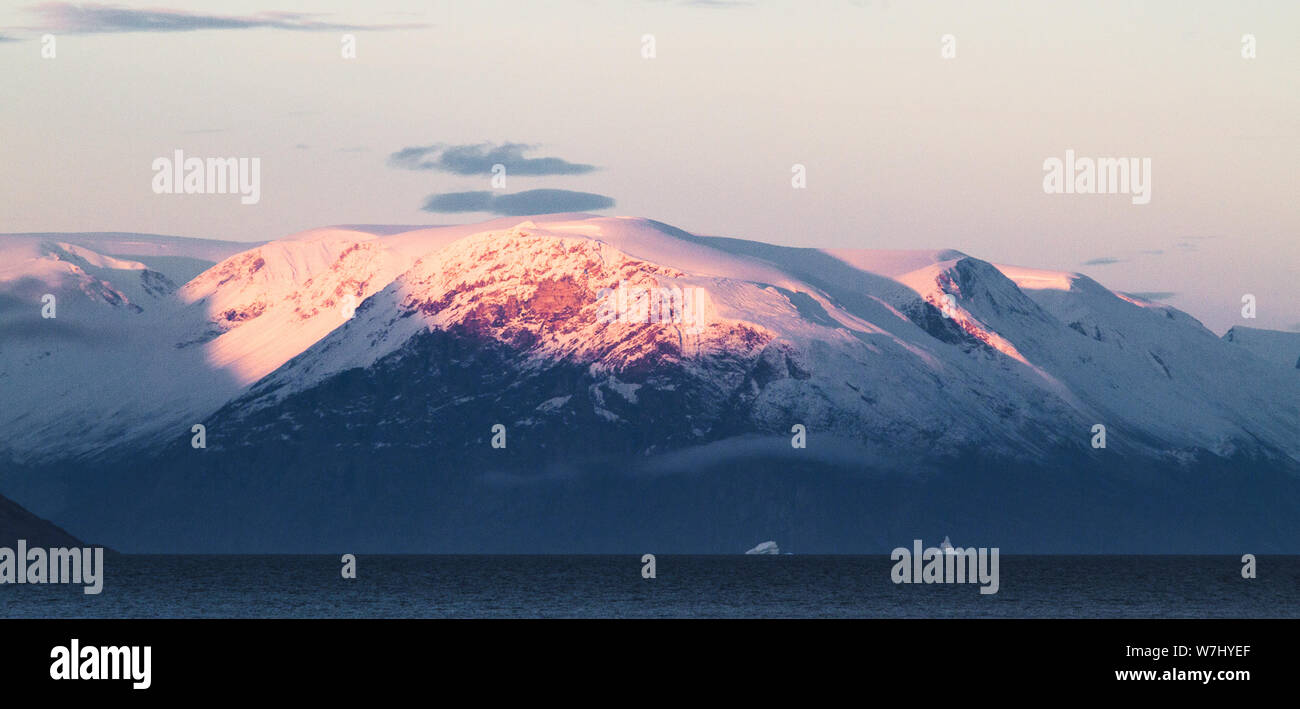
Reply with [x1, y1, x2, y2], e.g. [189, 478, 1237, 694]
[1, 555, 1295, 618]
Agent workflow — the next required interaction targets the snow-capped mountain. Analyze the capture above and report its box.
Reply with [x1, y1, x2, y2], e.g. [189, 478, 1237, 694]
[3, 215, 1298, 465]
[1, 215, 1297, 552]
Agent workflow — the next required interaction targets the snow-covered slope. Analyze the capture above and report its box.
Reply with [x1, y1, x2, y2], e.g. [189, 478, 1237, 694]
[0, 233, 252, 461]
[175, 228, 417, 385]
[1223, 325, 1300, 370]
[2, 217, 1298, 470]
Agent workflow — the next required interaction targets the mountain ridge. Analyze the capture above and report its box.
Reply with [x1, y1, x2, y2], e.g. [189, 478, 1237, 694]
[1, 216, 1297, 552]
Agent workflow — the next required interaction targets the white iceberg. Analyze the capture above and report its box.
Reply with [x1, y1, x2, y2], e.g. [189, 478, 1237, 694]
[745, 541, 780, 555]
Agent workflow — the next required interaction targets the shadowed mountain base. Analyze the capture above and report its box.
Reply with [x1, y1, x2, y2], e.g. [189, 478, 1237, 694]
[0, 491, 86, 549]
[2, 450, 1295, 554]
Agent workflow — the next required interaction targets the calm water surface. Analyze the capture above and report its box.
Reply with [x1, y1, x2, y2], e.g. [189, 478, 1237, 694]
[1, 555, 1294, 618]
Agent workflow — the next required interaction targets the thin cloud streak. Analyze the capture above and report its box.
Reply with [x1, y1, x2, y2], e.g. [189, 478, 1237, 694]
[390, 143, 597, 176]
[421, 189, 615, 216]
[1124, 291, 1178, 301]
[22, 3, 428, 34]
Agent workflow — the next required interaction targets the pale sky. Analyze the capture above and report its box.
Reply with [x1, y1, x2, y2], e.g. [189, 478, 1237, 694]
[1, 0, 1296, 333]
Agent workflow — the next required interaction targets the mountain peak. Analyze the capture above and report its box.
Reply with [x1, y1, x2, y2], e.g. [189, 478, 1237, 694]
[2, 215, 1297, 470]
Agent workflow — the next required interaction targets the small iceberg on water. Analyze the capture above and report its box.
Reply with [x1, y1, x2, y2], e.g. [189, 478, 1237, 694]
[745, 541, 780, 555]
